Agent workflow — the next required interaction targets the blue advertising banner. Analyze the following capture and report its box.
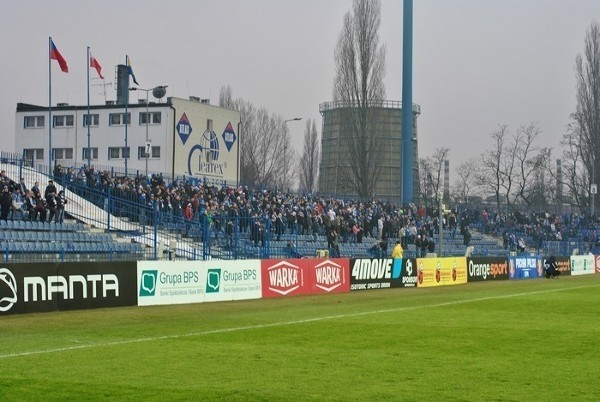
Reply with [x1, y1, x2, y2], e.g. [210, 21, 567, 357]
[508, 256, 543, 280]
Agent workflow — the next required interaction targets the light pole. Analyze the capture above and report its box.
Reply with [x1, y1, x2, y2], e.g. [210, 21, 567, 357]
[129, 86, 167, 178]
[283, 118, 302, 190]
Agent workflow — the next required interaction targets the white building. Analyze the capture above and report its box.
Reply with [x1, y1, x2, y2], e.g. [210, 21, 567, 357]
[15, 96, 241, 186]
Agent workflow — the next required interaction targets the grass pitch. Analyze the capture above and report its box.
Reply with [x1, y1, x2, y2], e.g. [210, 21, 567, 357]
[1, 275, 599, 401]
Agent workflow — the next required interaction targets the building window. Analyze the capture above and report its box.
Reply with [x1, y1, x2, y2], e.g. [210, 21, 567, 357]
[139, 112, 161, 125]
[108, 147, 130, 159]
[207, 119, 213, 131]
[83, 114, 100, 127]
[24, 115, 45, 128]
[23, 148, 44, 161]
[138, 146, 161, 159]
[53, 148, 74, 160]
[82, 147, 99, 160]
[53, 115, 74, 127]
[109, 113, 131, 126]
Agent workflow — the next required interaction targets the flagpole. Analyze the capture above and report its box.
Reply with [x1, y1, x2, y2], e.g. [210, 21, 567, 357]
[87, 46, 91, 168]
[48, 37, 53, 178]
[125, 55, 129, 175]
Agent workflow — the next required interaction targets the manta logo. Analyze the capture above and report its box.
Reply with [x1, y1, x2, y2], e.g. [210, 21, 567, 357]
[0, 268, 18, 312]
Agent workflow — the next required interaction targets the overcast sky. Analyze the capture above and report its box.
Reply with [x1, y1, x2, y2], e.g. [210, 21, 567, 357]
[0, 0, 597, 180]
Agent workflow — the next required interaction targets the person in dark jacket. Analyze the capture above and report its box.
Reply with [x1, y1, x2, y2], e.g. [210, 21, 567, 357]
[0, 186, 12, 221]
[544, 256, 561, 279]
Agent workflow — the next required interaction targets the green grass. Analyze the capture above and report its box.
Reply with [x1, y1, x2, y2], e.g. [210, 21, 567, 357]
[1, 275, 599, 401]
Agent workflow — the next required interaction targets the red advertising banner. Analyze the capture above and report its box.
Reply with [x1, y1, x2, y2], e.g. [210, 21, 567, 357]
[261, 258, 350, 298]
[595, 255, 600, 274]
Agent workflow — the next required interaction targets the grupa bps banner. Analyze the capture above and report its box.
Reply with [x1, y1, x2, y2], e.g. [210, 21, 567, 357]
[570, 255, 595, 276]
[204, 260, 262, 302]
[137, 260, 262, 306]
[138, 261, 205, 306]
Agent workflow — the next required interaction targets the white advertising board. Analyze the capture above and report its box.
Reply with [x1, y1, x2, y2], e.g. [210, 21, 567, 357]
[137, 260, 261, 306]
[570, 255, 595, 276]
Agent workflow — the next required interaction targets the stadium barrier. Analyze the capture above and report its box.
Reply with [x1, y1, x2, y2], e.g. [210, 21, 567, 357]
[2, 255, 598, 315]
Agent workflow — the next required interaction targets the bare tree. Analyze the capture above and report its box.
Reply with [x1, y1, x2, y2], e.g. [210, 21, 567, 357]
[571, 20, 600, 215]
[299, 119, 320, 193]
[418, 147, 450, 207]
[218, 85, 234, 109]
[513, 122, 552, 206]
[218, 86, 291, 189]
[477, 124, 510, 212]
[332, 0, 386, 199]
[453, 158, 480, 204]
[557, 122, 588, 209]
[477, 123, 553, 212]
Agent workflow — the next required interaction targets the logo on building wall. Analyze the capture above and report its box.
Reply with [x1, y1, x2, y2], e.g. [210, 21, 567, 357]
[177, 113, 193, 145]
[187, 130, 224, 177]
[222, 122, 237, 152]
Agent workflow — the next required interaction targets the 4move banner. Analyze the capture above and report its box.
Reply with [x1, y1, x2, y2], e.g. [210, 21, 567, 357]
[349, 258, 417, 291]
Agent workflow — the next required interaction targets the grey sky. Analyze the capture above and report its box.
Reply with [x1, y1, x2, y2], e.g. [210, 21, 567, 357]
[0, 0, 597, 181]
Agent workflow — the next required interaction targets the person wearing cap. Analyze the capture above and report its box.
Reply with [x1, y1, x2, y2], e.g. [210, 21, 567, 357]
[391, 240, 404, 259]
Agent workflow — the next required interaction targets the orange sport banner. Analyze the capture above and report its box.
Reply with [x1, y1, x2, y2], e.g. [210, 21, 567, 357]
[416, 257, 468, 288]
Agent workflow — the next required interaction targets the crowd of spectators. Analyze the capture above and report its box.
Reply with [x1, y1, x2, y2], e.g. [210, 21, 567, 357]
[1, 170, 66, 223]
[51, 165, 453, 254]
[8, 163, 599, 256]
[464, 207, 600, 254]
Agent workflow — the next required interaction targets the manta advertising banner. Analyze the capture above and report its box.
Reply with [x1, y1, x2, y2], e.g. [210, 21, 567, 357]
[416, 257, 468, 288]
[467, 257, 509, 282]
[349, 258, 417, 291]
[0, 262, 137, 315]
[261, 258, 350, 298]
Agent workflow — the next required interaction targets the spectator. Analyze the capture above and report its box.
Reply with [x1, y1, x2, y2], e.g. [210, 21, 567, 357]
[46, 190, 58, 222]
[44, 179, 57, 199]
[463, 228, 472, 247]
[391, 240, 403, 259]
[0, 185, 12, 221]
[31, 181, 41, 199]
[55, 190, 67, 223]
[24, 190, 37, 220]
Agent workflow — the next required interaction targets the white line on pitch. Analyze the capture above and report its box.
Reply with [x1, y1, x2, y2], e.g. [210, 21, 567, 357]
[0, 283, 597, 359]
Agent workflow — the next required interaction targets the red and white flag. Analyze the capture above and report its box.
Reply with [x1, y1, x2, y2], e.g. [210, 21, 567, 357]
[90, 53, 104, 79]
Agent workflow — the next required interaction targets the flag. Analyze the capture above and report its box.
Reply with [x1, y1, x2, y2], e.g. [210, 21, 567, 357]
[50, 39, 68, 73]
[127, 57, 139, 85]
[90, 53, 104, 79]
